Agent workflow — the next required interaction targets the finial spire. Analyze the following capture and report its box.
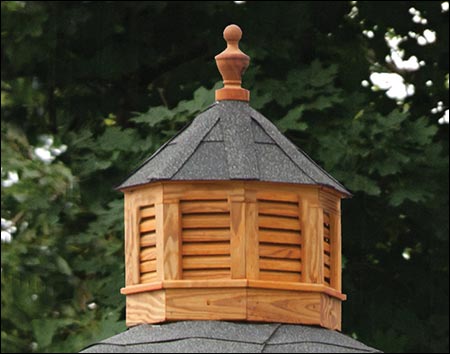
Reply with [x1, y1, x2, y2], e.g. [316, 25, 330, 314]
[215, 24, 250, 102]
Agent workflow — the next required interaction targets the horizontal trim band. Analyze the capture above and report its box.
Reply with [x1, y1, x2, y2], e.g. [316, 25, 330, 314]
[121, 279, 346, 300]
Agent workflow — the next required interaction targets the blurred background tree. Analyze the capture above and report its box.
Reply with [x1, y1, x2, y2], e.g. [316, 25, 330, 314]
[1, 1, 448, 352]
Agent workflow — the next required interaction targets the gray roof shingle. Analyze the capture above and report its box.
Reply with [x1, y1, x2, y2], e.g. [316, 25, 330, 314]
[118, 101, 350, 196]
[80, 321, 380, 353]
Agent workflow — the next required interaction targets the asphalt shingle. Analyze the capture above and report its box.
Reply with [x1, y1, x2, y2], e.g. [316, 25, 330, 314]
[80, 321, 380, 353]
[118, 101, 350, 195]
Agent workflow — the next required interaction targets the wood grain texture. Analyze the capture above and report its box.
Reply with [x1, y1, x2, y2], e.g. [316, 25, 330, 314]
[182, 214, 229, 229]
[140, 205, 155, 218]
[163, 182, 229, 204]
[182, 229, 230, 242]
[323, 252, 331, 266]
[140, 260, 157, 273]
[126, 291, 165, 326]
[139, 218, 156, 233]
[179, 269, 231, 280]
[120, 281, 163, 295]
[182, 256, 230, 269]
[259, 229, 301, 245]
[323, 264, 331, 279]
[247, 280, 346, 300]
[180, 200, 229, 214]
[256, 191, 299, 203]
[140, 271, 158, 284]
[140, 232, 156, 247]
[258, 201, 299, 217]
[321, 294, 342, 331]
[182, 242, 230, 256]
[259, 258, 302, 272]
[259, 270, 302, 282]
[162, 203, 182, 280]
[319, 189, 340, 215]
[259, 244, 301, 259]
[155, 203, 164, 282]
[330, 212, 342, 292]
[230, 200, 246, 278]
[259, 215, 300, 231]
[163, 279, 247, 288]
[245, 201, 259, 279]
[140, 246, 157, 261]
[123, 181, 344, 329]
[166, 288, 246, 320]
[247, 288, 321, 324]
[301, 199, 324, 284]
[124, 193, 140, 286]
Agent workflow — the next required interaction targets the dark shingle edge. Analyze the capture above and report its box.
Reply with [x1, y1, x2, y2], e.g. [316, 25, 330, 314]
[247, 105, 351, 196]
[117, 101, 351, 196]
[81, 338, 381, 353]
[116, 103, 218, 190]
[80, 322, 379, 351]
[251, 118, 317, 185]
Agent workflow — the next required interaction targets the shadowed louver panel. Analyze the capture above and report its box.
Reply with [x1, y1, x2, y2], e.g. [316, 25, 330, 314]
[139, 205, 157, 283]
[257, 198, 302, 282]
[181, 199, 231, 280]
[323, 211, 331, 285]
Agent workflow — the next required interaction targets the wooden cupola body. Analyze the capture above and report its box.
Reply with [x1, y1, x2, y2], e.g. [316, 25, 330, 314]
[119, 25, 350, 331]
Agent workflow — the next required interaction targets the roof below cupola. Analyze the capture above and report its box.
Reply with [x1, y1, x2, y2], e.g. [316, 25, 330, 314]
[118, 100, 350, 195]
[80, 321, 380, 353]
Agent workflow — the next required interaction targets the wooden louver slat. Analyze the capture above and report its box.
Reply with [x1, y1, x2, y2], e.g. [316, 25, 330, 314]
[181, 199, 231, 280]
[139, 204, 157, 284]
[257, 197, 302, 283]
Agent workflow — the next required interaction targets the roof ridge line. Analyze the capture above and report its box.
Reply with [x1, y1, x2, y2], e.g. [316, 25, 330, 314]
[169, 115, 222, 179]
[116, 103, 218, 189]
[250, 115, 317, 185]
[94, 337, 378, 352]
[293, 145, 351, 196]
[261, 323, 282, 352]
[248, 105, 350, 195]
[219, 102, 259, 179]
[101, 335, 265, 346]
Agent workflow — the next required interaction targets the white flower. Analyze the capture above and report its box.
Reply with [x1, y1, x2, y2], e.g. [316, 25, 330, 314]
[2, 171, 19, 187]
[423, 29, 436, 43]
[363, 30, 374, 39]
[417, 36, 427, 46]
[34, 147, 55, 164]
[361, 80, 370, 87]
[1, 231, 12, 243]
[402, 249, 411, 260]
[370, 72, 415, 101]
[438, 109, 449, 125]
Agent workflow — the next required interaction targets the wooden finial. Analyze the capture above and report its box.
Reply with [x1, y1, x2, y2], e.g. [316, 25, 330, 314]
[215, 24, 250, 102]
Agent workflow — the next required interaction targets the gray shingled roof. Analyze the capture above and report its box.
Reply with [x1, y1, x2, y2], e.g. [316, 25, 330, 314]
[118, 101, 350, 195]
[80, 321, 380, 353]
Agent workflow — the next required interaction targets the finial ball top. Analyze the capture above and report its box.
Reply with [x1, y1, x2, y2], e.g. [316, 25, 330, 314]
[223, 24, 242, 43]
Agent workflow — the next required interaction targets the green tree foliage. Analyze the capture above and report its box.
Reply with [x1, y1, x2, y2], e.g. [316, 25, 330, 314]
[1, 1, 448, 352]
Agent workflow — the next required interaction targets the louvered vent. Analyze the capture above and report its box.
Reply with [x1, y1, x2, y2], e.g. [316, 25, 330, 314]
[181, 199, 231, 279]
[323, 211, 331, 285]
[258, 199, 302, 282]
[139, 204, 157, 283]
